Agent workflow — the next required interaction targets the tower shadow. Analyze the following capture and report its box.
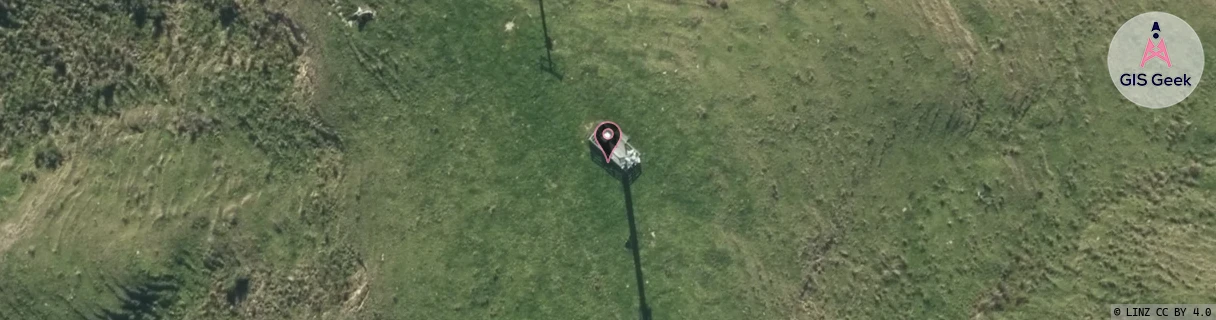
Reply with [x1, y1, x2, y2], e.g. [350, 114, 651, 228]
[538, 56, 564, 80]
[588, 141, 650, 320]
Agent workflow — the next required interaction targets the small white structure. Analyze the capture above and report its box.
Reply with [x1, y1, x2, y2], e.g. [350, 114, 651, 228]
[352, 6, 376, 20]
[346, 6, 376, 27]
[589, 132, 642, 170]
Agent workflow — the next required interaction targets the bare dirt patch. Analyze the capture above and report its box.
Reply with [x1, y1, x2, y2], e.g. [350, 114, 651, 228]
[294, 55, 319, 103]
[340, 263, 371, 316]
[0, 161, 82, 258]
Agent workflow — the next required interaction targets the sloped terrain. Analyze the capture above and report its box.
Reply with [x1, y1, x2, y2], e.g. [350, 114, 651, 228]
[2, 0, 1215, 319]
[1, 0, 359, 318]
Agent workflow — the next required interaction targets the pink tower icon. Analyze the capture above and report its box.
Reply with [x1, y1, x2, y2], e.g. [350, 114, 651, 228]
[1141, 21, 1171, 68]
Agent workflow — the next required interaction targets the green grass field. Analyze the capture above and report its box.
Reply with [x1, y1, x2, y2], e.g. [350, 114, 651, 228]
[3, 0, 1216, 319]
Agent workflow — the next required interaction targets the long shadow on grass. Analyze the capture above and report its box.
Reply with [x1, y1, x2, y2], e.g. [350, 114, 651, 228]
[588, 142, 651, 320]
[538, 57, 564, 80]
[536, 0, 563, 80]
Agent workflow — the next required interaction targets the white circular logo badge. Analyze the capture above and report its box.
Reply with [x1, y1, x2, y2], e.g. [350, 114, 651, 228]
[1107, 12, 1204, 109]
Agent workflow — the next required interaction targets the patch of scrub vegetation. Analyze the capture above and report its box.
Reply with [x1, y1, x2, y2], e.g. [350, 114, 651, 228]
[0, 0, 361, 318]
[0, 159, 20, 207]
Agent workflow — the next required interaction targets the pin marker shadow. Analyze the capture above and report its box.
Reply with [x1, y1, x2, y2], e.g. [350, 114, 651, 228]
[588, 142, 651, 320]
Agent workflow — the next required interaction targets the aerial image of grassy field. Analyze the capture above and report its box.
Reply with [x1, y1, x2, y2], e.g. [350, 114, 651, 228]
[2, 0, 1216, 319]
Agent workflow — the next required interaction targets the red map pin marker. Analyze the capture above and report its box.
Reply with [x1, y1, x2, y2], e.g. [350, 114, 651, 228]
[592, 121, 623, 163]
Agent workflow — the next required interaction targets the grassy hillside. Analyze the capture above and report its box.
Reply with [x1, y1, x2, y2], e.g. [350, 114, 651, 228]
[3, 0, 1216, 319]
[0, 1, 356, 319]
